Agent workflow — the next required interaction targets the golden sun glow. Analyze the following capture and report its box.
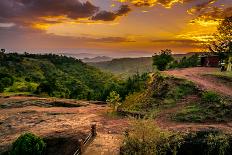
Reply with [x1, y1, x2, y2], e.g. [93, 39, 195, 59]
[0, 0, 231, 54]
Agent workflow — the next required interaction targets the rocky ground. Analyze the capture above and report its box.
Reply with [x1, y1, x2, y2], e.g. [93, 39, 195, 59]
[0, 96, 129, 155]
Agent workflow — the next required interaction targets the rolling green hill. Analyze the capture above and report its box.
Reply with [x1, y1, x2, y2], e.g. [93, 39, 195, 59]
[0, 52, 121, 100]
[89, 57, 154, 78]
[0, 52, 149, 101]
[89, 53, 196, 78]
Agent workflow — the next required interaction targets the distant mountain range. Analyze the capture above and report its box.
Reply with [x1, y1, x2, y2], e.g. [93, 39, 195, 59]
[82, 56, 113, 63]
[88, 53, 198, 78]
[88, 57, 153, 78]
[59, 53, 101, 59]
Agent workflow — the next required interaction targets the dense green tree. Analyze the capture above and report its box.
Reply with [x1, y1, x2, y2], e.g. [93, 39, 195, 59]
[10, 133, 46, 155]
[209, 16, 232, 59]
[169, 54, 199, 69]
[152, 49, 174, 71]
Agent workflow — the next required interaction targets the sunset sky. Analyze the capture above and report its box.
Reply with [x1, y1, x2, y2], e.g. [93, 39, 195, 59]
[0, 0, 231, 57]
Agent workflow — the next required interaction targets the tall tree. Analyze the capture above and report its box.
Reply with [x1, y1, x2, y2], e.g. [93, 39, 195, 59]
[209, 16, 232, 59]
[152, 49, 174, 71]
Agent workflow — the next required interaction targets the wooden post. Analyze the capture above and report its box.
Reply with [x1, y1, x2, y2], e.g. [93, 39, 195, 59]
[124, 129, 129, 137]
[91, 124, 97, 137]
[79, 139, 84, 154]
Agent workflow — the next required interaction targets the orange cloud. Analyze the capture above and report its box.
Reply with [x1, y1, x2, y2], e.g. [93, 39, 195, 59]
[118, 0, 194, 8]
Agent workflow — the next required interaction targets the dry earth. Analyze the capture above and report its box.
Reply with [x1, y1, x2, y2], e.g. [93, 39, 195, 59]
[163, 67, 232, 97]
[0, 96, 129, 155]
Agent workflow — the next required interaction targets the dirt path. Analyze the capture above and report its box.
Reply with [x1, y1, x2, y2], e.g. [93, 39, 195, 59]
[163, 67, 232, 97]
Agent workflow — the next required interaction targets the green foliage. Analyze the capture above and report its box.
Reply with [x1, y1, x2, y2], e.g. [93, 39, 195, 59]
[174, 91, 232, 122]
[209, 16, 232, 54]
[7, 81, 38, 92]
[179, 130, 230, 155]
[152, 49, 174, 71]
[89, 57, 153, 78]
[167, 81, 197, 100]
[120, 74, 198, 115]
[174, 105, 206, 122]
[0, 52, 149, 101]
[121, 124, 231, 155]
[169, 54, 199, 69]
[0, 73, 14, 92]
[120, 120, 183, 155]
[107, 91, 121, 111]
[10, 133, 46, 155]
[202, 91, 221, 103]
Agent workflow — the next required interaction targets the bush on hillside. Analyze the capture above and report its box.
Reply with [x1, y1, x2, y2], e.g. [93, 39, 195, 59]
[10, 133, 46, 155]
[152, 49, 174, 71]
[120, 122, 231, 155]
[120, 120, 182, 155]
[174, 91, 232, 122]
[201, 91, 221, 104]
[119, 74, 199, 115]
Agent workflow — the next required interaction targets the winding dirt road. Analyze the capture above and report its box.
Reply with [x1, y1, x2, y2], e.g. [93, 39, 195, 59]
[164, 67, 232, 97]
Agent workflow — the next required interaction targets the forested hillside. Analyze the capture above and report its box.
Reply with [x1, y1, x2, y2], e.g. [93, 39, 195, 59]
[0, 52, 147, 101]
[89, 57, 153, 78]
[89, 53, 196, 78]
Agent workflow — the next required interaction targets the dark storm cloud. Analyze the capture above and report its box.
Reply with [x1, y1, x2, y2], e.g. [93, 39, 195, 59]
[92, 11, 116, 21]
[92, 5, 131, 21]
[0, 0, 99, 25]
[116, 5, 131, 16]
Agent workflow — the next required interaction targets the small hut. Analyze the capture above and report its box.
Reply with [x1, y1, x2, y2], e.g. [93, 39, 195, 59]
[199, 54, 220, 67]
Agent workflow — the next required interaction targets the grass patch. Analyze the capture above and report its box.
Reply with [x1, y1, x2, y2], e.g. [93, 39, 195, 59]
[174, 91, 232, 122]
[174, 105, 206, 122]
[120, 119, 182, 155]
[119, 74, 199, 116]
[207, 71, 232, 78]
[120, 119, 231, 155]
[203, 71, 232, 87]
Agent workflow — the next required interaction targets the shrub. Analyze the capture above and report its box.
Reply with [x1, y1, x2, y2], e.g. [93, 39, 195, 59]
[120, 120, 183, 155]
[167, 81, 197, 100]
[121, 124, 231, 155]
[10, 133, 46, 155]
[107, 91, 121, 111]
[202, 91, 221, 103]
[174, 91, 232, 122]
[152, 49, 174, 71]
[178, 130, 230, 155]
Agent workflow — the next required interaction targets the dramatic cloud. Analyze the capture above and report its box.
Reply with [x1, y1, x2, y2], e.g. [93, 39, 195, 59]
[0, 0, 231, 54]
[0, 0, 99, 21]
[151, 39, 204, 48]
[92, 5, 131, 21]
[189, 6, 232, 26]
[94, 37, 135, 43]
[187, 0, 217, 15]
[118, 0, 194, 8]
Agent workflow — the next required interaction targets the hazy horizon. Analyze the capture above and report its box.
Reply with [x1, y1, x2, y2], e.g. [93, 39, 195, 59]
[3, 48, 202, 59]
